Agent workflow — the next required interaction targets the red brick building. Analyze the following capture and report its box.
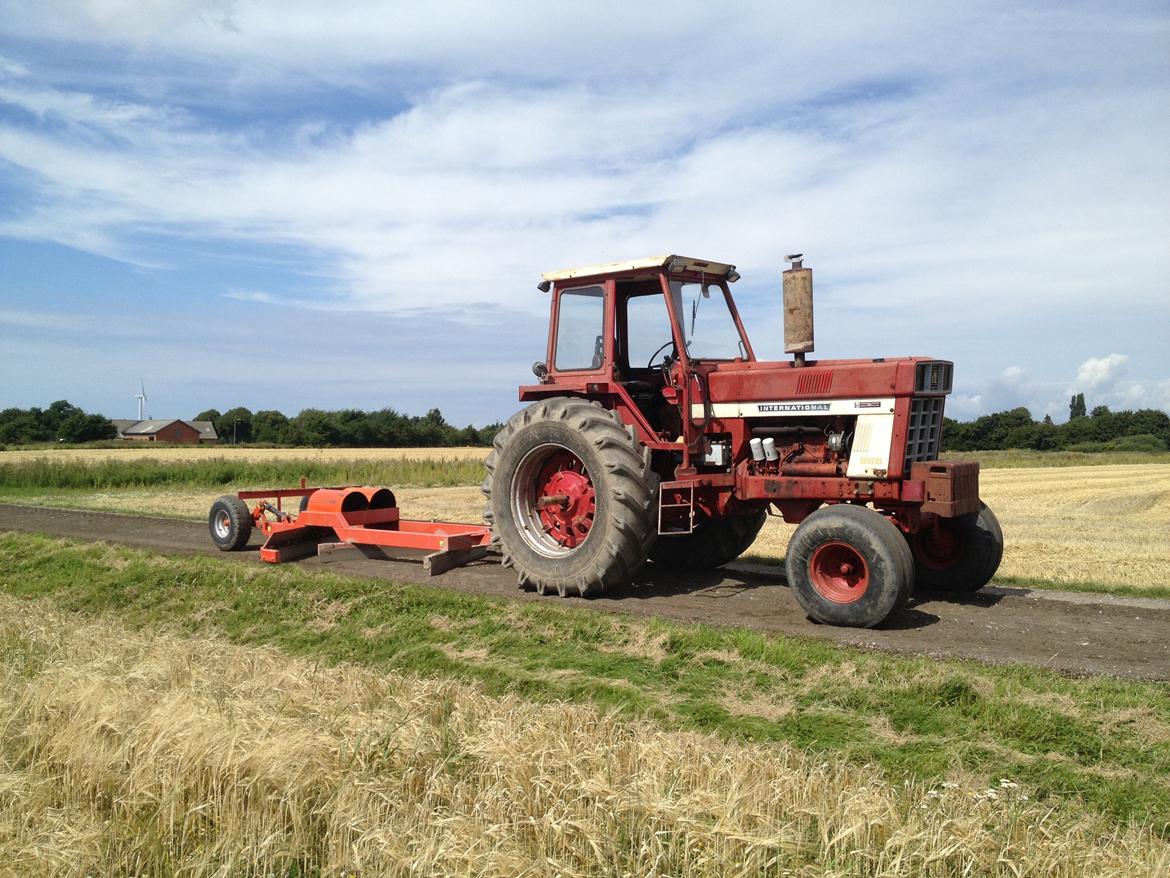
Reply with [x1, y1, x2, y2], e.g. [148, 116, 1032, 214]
[111, 419, 219, 444]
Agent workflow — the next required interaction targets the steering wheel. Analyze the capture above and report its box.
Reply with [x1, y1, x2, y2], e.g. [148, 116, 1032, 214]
[646, 340, 677, 369]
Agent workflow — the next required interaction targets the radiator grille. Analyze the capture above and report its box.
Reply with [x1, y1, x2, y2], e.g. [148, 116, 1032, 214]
[914, 361, 953, 393]
[905, 396, 945, 472]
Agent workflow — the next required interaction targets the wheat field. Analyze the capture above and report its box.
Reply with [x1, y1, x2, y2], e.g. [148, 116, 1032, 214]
[746, 464, 1170, 591]
[1, 595, 1163, 877]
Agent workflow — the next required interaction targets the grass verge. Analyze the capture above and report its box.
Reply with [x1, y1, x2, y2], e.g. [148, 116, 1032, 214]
[0, 455, 485, 491]
[0, 532, 1167, 837]
[4, 597, 1165, 876]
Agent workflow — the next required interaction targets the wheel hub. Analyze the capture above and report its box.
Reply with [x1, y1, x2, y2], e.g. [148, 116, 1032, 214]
[809, 541, 869, 604]
[914, 518, 965, 571]
[534, 452, 595, 549]
[214, 510, 231, 539]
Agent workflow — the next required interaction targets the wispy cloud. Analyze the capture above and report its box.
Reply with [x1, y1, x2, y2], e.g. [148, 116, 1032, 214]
[223, 289, 279, 304]
[0, 2, 1167, 420]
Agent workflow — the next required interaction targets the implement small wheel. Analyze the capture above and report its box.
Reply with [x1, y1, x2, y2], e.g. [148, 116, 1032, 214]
[786, 504, 913, 628]
[209, 495, 253, 551]
[909, 502, 1003, 593]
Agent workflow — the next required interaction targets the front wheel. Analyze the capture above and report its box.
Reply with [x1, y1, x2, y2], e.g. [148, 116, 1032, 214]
[908, 502, 1003, 593]
[786, 504, 913, 628]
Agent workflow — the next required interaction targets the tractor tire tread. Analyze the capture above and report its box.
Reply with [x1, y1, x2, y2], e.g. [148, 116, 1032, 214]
[209, 495, 253, 552]
[484, 396, 656, 597]
[650, 508, 768, 570]
[785, 503, 913, 628]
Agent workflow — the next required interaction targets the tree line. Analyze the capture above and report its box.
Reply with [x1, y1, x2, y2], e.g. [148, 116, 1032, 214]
[3, 397, 1168, 452]
[0, 401, 500, 447]
[0, 401, 117, 444]
[192, 406, 501, 447]
[942, 397, 1170, 452]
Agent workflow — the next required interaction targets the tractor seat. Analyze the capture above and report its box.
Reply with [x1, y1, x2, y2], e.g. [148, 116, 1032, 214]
[622, 379, 659, 396]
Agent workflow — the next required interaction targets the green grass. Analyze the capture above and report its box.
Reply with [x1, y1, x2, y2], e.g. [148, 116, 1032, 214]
[0, 455, 485, 490]
[990, 573, 1170, 601]
[943, 449, 1170, 467]
[1, 531, 1166, 833]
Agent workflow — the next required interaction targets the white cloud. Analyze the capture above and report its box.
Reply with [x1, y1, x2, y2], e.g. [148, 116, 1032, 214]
[0, 55, 27, 78]
[223, 289, 278, 304]
[1158, 380, 1170, 411]
[1074, 354, 1130, 393]
[0, 2, 1167, 419]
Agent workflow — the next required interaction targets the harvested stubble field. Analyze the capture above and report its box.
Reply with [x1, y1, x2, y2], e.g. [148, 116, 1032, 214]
[749, 463, 1170, 595]
[0, 552, 1167, 876]
[2, 448, 1168, 596]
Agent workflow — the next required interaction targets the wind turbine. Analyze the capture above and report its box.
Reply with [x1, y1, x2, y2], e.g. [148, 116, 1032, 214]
[135, 379, 148, 421]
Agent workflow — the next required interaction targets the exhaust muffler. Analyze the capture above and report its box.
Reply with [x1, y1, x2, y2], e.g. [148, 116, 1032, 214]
[783, 253, 814, 366]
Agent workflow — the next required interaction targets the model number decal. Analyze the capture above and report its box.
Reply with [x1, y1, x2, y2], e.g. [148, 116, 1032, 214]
[757, 403, 830, 413]
[854, 401, 882, 409]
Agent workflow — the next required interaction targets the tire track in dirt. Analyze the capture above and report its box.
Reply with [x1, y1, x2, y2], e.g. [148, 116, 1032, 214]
[2, 503, 1168, 680]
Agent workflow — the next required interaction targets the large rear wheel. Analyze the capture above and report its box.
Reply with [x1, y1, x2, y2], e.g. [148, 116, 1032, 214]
[649, 509, 768, 570]
[908, 502, 1003, 593]
[483, 398, 657, 597]
[786, 504, 913, 627]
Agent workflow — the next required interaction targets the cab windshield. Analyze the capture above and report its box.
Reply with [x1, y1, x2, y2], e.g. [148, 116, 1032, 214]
[669, 280, 746, 360]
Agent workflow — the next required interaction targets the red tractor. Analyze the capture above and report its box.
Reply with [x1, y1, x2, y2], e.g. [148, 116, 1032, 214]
[483, 254, 1002, 627]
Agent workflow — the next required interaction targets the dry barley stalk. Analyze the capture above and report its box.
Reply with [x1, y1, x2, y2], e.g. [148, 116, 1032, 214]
[0, 597, 1164, 877]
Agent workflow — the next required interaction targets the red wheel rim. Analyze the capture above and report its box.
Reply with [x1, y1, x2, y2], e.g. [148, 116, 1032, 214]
[533, 450, 595, 549]
[809, 541, 869, 604]
[913, 519, 964, 571]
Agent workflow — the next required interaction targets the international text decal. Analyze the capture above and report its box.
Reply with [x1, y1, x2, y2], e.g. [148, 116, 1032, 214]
[757, 403, 830, 413]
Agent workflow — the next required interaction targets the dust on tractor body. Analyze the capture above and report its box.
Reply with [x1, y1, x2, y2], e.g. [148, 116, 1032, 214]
[484, 254, 1003, 628]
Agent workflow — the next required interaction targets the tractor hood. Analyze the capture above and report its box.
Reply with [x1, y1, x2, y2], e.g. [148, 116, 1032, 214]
[701, 357, 953, 412]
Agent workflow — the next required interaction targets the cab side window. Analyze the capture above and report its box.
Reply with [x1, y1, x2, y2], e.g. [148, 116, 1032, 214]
[625, 292, 672, 369]
[554, 286, 605, 371]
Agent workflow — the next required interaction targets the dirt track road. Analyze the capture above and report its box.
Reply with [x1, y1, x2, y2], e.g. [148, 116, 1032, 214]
[3, 503, 1168, 680]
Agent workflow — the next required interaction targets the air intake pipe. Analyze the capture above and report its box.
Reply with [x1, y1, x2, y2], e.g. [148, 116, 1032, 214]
[783, 253, 814, 367]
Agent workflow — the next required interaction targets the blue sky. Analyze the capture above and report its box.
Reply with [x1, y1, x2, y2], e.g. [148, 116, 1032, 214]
[1, 1, 1167, 426]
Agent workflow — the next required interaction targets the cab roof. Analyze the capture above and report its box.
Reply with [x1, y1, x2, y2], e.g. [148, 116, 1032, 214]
[540, 255, 735, 283]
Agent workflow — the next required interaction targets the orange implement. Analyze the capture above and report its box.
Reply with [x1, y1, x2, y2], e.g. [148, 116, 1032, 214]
[236, 484, 492, 574]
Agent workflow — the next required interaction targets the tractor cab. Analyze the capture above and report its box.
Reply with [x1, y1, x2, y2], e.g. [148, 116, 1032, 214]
[530, 256, 755, 441]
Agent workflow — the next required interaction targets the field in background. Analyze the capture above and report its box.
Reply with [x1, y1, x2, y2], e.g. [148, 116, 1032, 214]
[747, 464, 1170, 595]
[4, 444, 1168, 467]
[942, 449, 1170, 467]
[0, 454, 484, 491]
[0, 445, 489, 463]
[2, 447, 1168, 596]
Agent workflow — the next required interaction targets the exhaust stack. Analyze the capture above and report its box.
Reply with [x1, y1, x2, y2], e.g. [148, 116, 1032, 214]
[783, 253, 814, 367]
